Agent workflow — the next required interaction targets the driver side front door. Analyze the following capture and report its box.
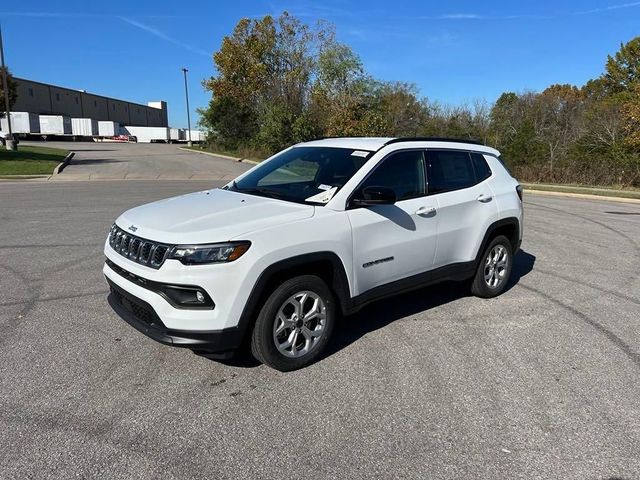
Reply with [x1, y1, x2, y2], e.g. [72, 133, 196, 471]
[346, 150, 438, 295]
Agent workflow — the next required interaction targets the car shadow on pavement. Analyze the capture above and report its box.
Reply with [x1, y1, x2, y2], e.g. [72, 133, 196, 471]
[211, 250, 535, 369]
[324, 249, 536, 359]
[504, 250, 536, 293]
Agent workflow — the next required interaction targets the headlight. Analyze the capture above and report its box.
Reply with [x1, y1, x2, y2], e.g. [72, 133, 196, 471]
[168, 241, 251, 265]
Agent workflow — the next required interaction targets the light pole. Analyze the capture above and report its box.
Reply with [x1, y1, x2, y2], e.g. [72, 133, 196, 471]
[182, 67, 192, 147]
[0, 23, 16, 151]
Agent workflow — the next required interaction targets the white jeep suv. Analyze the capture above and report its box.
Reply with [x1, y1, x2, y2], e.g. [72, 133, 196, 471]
[104, 137, 523, 371]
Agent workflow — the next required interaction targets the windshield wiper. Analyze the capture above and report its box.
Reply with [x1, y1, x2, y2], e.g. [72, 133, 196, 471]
[234, 186, 290, 201]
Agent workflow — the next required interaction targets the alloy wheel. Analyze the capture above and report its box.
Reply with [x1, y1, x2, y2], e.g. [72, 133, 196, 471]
[484, 244, 509, 288]
[272, 291, 327, 358]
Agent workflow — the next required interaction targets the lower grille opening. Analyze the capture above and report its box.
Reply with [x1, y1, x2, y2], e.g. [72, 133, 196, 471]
[109, 282, 164, 328]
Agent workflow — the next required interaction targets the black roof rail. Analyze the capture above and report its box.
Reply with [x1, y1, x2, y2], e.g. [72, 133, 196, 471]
[384, 137, 485, 146]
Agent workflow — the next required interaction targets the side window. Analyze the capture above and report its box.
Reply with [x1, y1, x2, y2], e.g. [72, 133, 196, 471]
[359, 150, 426, 201]
[427, 150, 476, 194]
[471, 153, 492, 182]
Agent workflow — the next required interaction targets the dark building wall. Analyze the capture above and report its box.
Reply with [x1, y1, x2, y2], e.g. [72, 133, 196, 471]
[49, 86, 83, 117]
[129, 104, 147, 125]
[106, 99, 130, 124]
[14, 80, 52, 114]
[147, 101, 168, 127]
[12, 78, 168, 127]
[80, 93, 109, 120]
[146, 105, 166, 127]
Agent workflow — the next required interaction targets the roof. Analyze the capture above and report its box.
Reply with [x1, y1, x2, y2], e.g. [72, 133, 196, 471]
[298, 137, 500, 156]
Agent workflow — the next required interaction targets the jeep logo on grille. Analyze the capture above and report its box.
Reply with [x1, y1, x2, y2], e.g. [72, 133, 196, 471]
[128, 225, 138, 233]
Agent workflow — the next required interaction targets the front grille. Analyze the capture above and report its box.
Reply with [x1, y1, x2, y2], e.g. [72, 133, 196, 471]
[108, 224, 171, 269]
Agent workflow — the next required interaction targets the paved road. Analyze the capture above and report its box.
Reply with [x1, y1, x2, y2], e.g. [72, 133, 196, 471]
[1, 179, 639, 479]
[23, 141, 251, 180]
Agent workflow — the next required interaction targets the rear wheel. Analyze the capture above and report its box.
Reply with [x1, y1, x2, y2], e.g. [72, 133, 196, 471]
[470, 235, 513, 298]
[251, 275, 335, 371]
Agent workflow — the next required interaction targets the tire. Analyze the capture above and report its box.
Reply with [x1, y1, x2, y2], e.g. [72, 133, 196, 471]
[251, 275, 335, 371]
[470, 235, 513, 298]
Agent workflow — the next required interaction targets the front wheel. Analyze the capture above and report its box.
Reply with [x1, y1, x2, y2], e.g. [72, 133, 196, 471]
[470, 235, 513, 298]
[251, 275, 335, 371]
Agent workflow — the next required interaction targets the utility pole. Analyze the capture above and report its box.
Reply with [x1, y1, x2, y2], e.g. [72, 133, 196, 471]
[182, 67, 192, 147]
[0, 23, 16, 151]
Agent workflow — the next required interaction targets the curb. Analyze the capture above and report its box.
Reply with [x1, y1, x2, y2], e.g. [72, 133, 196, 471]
[524, 188, 640, 204]
[178, 147, 260, 165]
[0, 174, 52, 181]
[521, 183, 640, 196]
[53, 152, 75, 174]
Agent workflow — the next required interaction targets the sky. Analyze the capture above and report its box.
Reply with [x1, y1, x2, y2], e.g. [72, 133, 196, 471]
[1, 1, 639, 128]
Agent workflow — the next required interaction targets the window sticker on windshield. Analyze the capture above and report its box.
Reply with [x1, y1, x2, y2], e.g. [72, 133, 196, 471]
[318, 184, 332, 191]
[305, 187, 338, 204]
[351, 150, 369, 157]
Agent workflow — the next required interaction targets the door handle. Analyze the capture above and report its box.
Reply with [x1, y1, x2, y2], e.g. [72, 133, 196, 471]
[477, 194, 493, 203]
[415, 206, 436, 216]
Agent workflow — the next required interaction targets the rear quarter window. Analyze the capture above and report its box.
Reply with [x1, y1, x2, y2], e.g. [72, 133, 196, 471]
[495, 155, 512, 174]
[471, 153, 492, 182]
[426, 150, 476, 194]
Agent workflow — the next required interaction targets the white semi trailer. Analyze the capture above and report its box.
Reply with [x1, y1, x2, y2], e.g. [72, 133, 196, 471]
[98, 121, 120, 137]
[39, 115, 72, 135]
[122, 126, 170, 143]
[72, 118, 99, 136]
[0, 112, 40, 134]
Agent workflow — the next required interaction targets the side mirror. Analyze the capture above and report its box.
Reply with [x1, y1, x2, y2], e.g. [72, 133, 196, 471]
[351, 186, 397, 207]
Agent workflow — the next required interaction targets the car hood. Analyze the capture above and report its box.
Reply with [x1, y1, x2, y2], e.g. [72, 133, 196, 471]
[116, 188, 315, 244]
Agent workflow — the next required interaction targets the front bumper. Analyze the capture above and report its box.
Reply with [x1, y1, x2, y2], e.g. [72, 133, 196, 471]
[106, 277, 244, 353]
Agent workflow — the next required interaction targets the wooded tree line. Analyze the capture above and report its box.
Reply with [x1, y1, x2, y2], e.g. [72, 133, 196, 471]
[200, 13, 640, 187]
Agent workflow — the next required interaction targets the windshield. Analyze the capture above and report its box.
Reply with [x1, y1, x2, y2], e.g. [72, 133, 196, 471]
[227, 146, 372, 205]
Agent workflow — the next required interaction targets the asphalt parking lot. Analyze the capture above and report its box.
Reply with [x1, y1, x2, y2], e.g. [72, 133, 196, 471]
[1, 149, 640, 479]
[32, 141, 251, 180]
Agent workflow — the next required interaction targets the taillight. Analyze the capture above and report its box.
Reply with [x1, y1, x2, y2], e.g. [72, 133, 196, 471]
[516, 185, 523, 201]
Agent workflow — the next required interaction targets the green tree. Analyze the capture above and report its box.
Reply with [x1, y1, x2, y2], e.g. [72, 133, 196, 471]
[621, 83, 640, 149]
[315, 40, 365, 99]
[582, 99, 622, 148]
[0, 66, 18, 119]
[373, 81, 425, 136]
[489, 92, 520, 147]
[489, 92, 545, 170]
[532, 84, 584, 171]
[203, 12, 334, 152]
[204, 16, 276, 105]
[604, 37, 640, 94]
[310, 38, 375, 136]
[198, 96, 257, 149]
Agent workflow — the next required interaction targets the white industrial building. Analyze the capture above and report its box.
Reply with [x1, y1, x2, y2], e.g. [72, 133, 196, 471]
[1, 77, 204, 143]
